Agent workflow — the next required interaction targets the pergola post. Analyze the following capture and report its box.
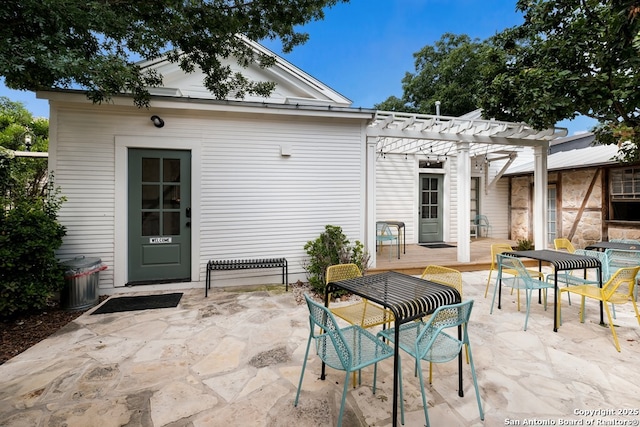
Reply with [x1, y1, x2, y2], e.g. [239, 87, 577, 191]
[533, 144, 549, 249]
[366, 136, 378, 266]
[457, 141, 471, 262]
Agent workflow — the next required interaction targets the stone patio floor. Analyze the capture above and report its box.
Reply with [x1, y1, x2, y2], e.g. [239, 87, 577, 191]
[1, 269, 640, 427]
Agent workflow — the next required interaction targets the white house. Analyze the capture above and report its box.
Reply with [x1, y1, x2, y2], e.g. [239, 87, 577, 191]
[39, 40, 564, 294]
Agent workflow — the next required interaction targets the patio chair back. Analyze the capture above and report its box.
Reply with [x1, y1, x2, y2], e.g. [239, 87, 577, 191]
[421, 265, 463, 297]
[554, 238, 576, 253]
[484, 243, 515, 297]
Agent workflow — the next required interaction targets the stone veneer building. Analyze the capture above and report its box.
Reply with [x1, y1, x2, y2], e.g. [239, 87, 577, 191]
[505, 133, 640, 248]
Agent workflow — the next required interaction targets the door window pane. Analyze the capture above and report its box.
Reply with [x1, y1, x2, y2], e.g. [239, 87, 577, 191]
[163, 158, 181, 182]
[163, 212, 181, 235]
[163, 185, 181, 209]
[142, 212, 160, 236]
[142, 158, 160, 182]
[142, 185, 160, 209]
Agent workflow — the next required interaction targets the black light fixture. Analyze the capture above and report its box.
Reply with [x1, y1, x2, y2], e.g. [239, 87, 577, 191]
[150, 115, 165, 128]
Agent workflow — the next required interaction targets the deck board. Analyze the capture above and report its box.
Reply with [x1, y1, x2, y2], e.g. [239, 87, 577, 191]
[370, 237, 519, 275]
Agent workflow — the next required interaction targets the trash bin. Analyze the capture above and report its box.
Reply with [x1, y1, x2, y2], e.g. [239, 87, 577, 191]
[60, 256, 107, 310]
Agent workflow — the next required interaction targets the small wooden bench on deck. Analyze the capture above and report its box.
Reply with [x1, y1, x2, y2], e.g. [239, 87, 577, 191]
[205, 258, 289, 296]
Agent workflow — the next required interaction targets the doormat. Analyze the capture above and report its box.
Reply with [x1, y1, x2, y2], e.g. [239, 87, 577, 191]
[91, 292, 183, 315]
[419, 243, 456, 249]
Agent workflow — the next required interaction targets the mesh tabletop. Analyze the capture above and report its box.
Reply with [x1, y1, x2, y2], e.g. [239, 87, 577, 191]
[327, 271, 461, 323]
[509, 249, 601, 271]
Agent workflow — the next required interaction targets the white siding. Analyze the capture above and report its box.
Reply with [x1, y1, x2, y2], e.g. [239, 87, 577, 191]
[376, 155, 457, 244]
[480, 159, 512, 239]
[50, 103, 367, 290]
[376, 155, 416, 242]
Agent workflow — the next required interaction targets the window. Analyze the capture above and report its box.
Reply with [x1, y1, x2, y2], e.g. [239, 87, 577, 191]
[470, 177, 479, 221]
[610, 167, 640, 221]
[548, 185, 557, 245]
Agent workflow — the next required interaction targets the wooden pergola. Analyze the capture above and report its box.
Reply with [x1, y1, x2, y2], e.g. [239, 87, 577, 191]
[365, 110, 568, 265]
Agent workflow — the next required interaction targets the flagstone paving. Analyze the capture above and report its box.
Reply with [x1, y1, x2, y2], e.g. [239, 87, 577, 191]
[1, 270, 640, 426]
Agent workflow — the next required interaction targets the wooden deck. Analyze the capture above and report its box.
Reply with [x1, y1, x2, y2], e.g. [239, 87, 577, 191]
[369, 237, 519, 275]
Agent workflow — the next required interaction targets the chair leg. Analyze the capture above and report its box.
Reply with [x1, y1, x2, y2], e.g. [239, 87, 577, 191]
[489, 271, 502, 314]
[466, 339, 485, 421]
[557, 291, 563, 326]
[484, 270, 493, 298]
[337, 371, 351, 427]
[523, 288, 532, 331]
[294, 337, 313, 407]
[603, 301, 622, 352]
[415, 358, 431, 427]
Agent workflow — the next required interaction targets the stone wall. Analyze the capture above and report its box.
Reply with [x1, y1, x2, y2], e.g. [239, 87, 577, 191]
[510, 167, 640, 248]
[510, 176, 531, 242]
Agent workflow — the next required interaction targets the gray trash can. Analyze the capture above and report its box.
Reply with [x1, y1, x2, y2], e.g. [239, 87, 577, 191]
[60, 256, 106, 310]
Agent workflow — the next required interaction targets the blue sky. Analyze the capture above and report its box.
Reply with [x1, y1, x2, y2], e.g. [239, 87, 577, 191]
[0, 0, 596, 135]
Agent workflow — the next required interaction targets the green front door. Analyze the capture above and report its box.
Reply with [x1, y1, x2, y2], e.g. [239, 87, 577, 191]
[419, 174, 444, 243]
[128, 149, 191, 284]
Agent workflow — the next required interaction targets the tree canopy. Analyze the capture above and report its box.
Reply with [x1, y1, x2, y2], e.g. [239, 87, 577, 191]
[477, 0, 640, 161]
[375, 33, 491, 117]
[0, 0, 346, 107]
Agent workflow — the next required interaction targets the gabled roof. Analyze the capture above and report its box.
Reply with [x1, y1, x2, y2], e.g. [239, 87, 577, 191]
[137, 38, 352, 107]
[506, 133, 619, 175]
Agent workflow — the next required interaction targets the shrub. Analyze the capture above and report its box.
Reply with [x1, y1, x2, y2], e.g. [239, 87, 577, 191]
[0, 177, 66, 319]
[303, 225, 370, 295]
[516, 238, 534, 251]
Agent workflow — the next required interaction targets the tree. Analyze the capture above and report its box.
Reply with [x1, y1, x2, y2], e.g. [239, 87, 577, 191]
[0, 99, 64, 319]
[0, 97, 48, 200]
[478, 1, 640, 162]
[375, 33, 492, 117]
[0, 0, 347, 107]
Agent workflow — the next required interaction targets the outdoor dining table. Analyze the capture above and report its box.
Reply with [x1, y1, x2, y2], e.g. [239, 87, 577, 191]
[325, 271, 461, 427]
[505, 250, 603, 332]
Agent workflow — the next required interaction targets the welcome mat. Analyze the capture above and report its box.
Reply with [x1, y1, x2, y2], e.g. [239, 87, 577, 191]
[419, 243, 456, 249]
[91, 292, 183, 315]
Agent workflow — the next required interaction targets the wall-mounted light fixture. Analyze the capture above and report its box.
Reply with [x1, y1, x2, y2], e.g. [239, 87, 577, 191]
[150, 115, 165, 128]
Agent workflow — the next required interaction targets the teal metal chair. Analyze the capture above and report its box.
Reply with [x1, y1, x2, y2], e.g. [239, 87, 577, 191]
[375, 300, 484, 427]
[490, 254, 555, 331]
[294, 294, 394, 427]
[376, 222, 398, 260]
[474, 214, 492, 238]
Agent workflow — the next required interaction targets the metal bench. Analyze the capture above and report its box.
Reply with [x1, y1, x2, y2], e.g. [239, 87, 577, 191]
[205, 258, 288, 296]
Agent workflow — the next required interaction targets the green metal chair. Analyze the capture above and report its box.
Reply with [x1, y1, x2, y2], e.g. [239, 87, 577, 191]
[375, 300, 484, 427]
[294, 294, 394, 427]
[490, 254, 555, 331]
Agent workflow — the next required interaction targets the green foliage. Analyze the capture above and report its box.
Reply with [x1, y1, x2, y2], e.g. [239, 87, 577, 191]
[375, 33, 492, 117]
[0, 97, 49, 200]
[0, 176, 66, 319]
[303, 225, 370, 295]
[516, 238, 534, 251]
[477, 1, 640, 160]
[0, 0, 347, 107]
